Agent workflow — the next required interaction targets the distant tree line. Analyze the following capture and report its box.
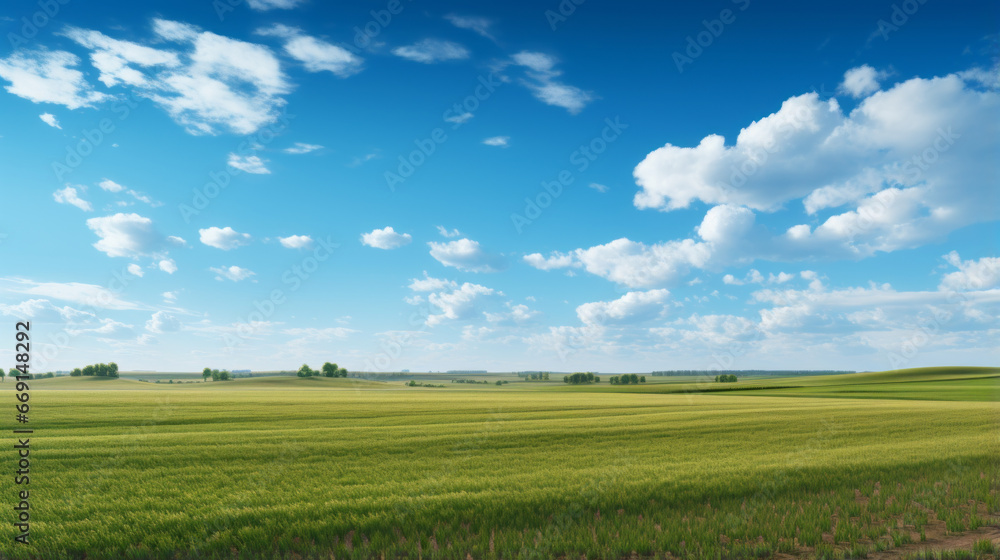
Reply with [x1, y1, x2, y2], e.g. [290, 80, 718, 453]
[715, 374, 738, 383]
[203, 368, 232, 381]
[69, 363, 119, 378]
[651, 370, 853, 377]
[297, 362, 348, 378]
[407, 380, 444, 387]
[452, 379, 490, 384]
[610, 374, 644, 385]
[563, 372, 599, 384]
[520, 372, 550, 381]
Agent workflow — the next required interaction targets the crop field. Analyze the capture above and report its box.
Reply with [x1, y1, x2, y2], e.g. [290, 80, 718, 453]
[0, 368, 997, 560]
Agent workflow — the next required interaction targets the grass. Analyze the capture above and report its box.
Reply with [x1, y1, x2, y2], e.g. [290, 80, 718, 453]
[0, 369, 996, 559]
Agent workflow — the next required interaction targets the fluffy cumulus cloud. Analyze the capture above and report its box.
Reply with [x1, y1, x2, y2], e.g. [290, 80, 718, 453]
[408, 272, 457, 292]
[0, 48, 110, 109]
[98, 179, 125, 192]
[392, 39, 470, 64]
[54, 20, 291, 135]
[278, 235, 312, 249]
[127, 263, 144, 277]
[53, 186, 92, 211]
[146, 311, 180, 333]
[939, 252, 1000, 291]
[428, 238, 506, 273]
[210, 265, 256, 282]
[256, 24, 362, 77]
[507, 51, 593, 114]
[424, 282, 496, 326]
[576, 289, 671, 326]
[86, 213, 168, 258]
[839, 65, 885, 98]
[361, 226, 412, 249]
[159, 259, 178, 274]
[199, 226, 251, 250]
[584, 67, 1000, 280]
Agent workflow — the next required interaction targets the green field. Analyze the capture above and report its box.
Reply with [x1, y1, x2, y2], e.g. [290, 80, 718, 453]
[0, 368, 997, 559]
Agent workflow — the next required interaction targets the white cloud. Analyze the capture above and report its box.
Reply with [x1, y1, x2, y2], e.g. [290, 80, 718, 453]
[127, 263, 144, 277]
[361, 226, 412, 249]
[840, 65, 884, 98]
[227, 153, 271, 174]
[525, 238, 710, 288]
[630, 69, 999, 262]
[68, 318, 136, 339]
[485, 303, 539, 326]
[256, 24, 363, 77]
[162, 291, 178, 303]
[1, 279, 140, 310]
[408, 272, 457, 292]
[53, 186, 92, 211]
[210, 265, 256, 282]
[576, 289, 671, 326]
[939, 252, 1000, 291]
[283, 142, 322, 154]
[145, 311, 180, 333]
[0, 299, 95, 323]
[0, 48, 109, 109]
[147, 19, 291, 134]
[444, 14, 495, 40]
[86, 213, 166, 258]
[508, 51, 593, 114]
[589, 183, 609, 193]
[444, 111, 474, 125]
[482, 136, 509, 147]
[425, 282, 496, 326]
[392, 39, 470, 64]
[98, 179, 125, 192]
[60, 27, 180, 88]
[39, 113, 61, 128]
[246, 0, 303, 10]
[436, 226, 461, 238]
[159, 259, 177, 274]
[278, 235, 313, 249]
[199, 226, 251, 250]
[428, 238, 505, 273]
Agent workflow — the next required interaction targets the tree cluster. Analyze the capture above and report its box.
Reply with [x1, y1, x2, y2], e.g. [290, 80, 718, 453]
[297, 362, 348, 378]
[715, 374, 738, 383]
[563, 372, 599, 384]
[70, 363, 119, 378]
[202, 368, 232, 381]
[609, 374, 645, 385]
[521, 372, 550, 381]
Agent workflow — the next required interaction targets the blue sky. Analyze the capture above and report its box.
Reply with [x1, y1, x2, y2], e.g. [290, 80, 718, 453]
[0, 0, 997, 373]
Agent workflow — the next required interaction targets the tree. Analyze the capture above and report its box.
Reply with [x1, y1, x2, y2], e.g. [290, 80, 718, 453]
[108, 362, 119, 378]
[219, 370, 231, 381]
[322, 362, 338, 378]
[0, 369, 4, 382]
[82, 365, 94, 376]
[211, 369, 221, 381]
[338, 367, 348, 378]
[203, 368, 212, 382]
[639, 375, 646, 383]
[297, 364, 313, 377]
[594, 376, 600, 383]
[629, 373, 639, 384]
[71, 368, 82, 377]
